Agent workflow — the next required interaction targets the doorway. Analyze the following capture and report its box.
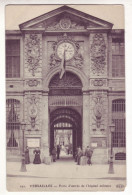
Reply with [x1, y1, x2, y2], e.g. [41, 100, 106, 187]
[50, 107, 82, 158]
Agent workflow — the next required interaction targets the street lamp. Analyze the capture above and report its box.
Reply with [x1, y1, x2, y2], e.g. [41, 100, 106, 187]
[20, 120, 27, 172]
[108, 122, 115, 174]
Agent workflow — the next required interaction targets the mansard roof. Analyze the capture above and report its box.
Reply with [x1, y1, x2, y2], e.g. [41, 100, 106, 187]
[19, 5, 113, 32]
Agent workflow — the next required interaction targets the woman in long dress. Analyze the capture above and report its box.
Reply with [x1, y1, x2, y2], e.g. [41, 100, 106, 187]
[33, 147, 41, 164]
[25, 146, 30, 164]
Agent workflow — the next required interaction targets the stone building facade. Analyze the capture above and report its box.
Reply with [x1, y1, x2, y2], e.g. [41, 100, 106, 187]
[6, 6, 125, 164]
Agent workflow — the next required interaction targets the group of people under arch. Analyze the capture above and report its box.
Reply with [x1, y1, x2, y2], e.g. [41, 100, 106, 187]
[24, 145, 93, 165]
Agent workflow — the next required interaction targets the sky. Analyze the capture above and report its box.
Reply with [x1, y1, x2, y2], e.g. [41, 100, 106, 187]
[5, 4, 124, 30]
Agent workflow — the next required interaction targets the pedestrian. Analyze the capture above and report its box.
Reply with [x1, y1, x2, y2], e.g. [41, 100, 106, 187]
[33, 147, 41, 164]
[51, 147, 57, 162]
[57, 145, 61, 159]
[85, 146, 93, 165]
[74, 147, 78, 162]
[25, 146, 30, 164]
[67, 146, 70, 155]
[77, 146, 83, 165]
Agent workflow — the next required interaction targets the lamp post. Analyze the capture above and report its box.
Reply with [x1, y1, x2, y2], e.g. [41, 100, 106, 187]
[108, 122, 115, 174]
[20, 120, 27, 172]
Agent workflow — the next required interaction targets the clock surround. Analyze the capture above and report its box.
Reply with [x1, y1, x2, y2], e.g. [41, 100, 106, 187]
[56, 40, 76, 61]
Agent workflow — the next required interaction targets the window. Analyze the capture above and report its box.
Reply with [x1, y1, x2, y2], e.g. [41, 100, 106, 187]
[112, 99, 125, 112]
[112, 41, 125, 77]
[112, 99, 125, 147]
[6, 40, 20, 78]
[6, 99, 20, 147]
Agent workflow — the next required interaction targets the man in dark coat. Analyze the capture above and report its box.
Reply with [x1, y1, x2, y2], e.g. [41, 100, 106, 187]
[77, 147, 83, 165]
[85, 146, 93, 165]
[25, 146, 30, 164]
[57, 145, 61, 159]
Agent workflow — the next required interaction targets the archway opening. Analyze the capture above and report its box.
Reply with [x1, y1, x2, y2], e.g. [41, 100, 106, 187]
[48, 71, 83, 162]
[50, 108, 82, 161]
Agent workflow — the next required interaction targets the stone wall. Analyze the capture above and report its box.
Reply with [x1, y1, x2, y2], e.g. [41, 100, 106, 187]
[6, 29, 125, 163]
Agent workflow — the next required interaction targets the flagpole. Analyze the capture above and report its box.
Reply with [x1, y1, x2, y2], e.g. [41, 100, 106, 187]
[64, 47, 66, 85]
[59, 48, 65, 80]
[64, 49, 66, 105]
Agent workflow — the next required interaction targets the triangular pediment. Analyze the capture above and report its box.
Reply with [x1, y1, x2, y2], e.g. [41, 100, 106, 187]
[19, 5, 113, 31]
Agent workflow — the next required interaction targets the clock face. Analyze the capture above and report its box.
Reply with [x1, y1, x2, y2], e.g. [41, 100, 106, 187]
[57, 42, 75, 61]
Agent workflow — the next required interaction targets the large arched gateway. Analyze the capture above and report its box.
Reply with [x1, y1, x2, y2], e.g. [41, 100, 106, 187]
[49, 71, 83, 157]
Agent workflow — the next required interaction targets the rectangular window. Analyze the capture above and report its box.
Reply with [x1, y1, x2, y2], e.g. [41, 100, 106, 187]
[112, 100, 126, 147]
[112, 41, 125, 77]
[6, 40, 20, 78]
[112, 119, 126, 147]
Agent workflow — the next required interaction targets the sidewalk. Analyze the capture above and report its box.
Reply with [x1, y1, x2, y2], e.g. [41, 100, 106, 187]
[6, 154, 126, 192]
[7, 159, 126, 180]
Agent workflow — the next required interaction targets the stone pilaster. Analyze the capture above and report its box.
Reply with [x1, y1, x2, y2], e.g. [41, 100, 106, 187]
[89, 33, 108, 77]
[41, 93, 49, 160]
[82, 92, 90, 149]
[24, 33, 43, 78]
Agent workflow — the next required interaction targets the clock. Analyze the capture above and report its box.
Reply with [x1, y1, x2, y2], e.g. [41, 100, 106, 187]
[56, 41, 75, 61]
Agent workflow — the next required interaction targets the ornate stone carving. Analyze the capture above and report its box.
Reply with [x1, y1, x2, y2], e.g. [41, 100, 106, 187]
[57, 33, 74, 42]
[74, 52, 83, 68]
[48, 35, 84, 69]
[26, 79, 40, 87]
[46, 17, 85, 31]
[91, 79, 107, 87]
[26, 95, 40, 130]
[92, 94, 104, 128]
[25, 34, 42, 76]
[49, 51, 61, 68]
[90, 34, 106, 75]
[60, 18, 71, 29]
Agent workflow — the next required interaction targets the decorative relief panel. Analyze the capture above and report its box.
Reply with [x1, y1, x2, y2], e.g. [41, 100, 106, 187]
[25, 79, 41, 87]
[24, 34, 42, 77]
[90, 33, 107, 76]
[90, 92, 108, 135]
[48, 34, 84, 70]
[46, 17, 86, 31]
[90, 79, 107, 87]
[25, 94, 42, 131]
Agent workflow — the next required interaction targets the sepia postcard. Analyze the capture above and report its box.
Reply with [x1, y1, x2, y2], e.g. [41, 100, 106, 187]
[5, 4, 126, 192]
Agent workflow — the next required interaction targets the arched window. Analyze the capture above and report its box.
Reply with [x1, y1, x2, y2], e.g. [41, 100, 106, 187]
[49, 71, 82, 96]
[6, 99, 20, 147]
[112, 99, 125, 147]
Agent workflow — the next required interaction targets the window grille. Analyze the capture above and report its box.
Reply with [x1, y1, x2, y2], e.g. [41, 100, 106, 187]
[115, 152, 126, 160]
[112, 41, 125, 77]
[6, 99, 20, 147]
[6, 40, 20, 78]
[112, 99, 126, 147]
[112, 99, 125, 112]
